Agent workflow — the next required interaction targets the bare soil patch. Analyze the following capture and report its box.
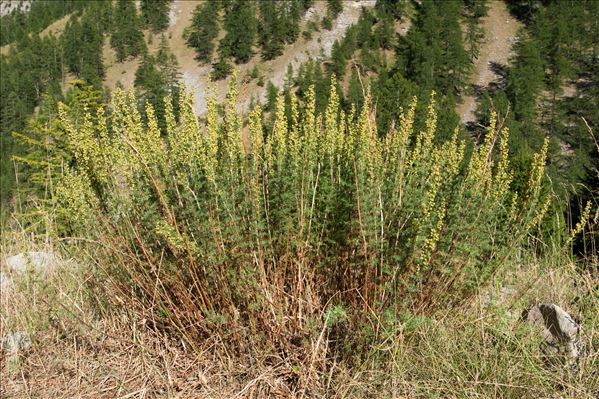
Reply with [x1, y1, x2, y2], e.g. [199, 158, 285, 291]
[457, 0, 522, 123]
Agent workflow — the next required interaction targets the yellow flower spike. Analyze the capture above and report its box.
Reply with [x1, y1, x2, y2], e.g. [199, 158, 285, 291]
[289, 94, 301, 172]
[421, 152, 442, 222]
[356, 100, 371, 170]
[419, 200, 446, 267]
[205, 88, 220, 183]
[144, 103, 165, 167]
[526, 137, 549, 198]
[568, 201, 592, 243]
[492, 127, 512, 200]
[164, 95, 176, 139]
[508, 192, 519, 221]
[248, 105, 263, 160]
[325, 74, 339, 159]
[345, 105, 356, 160]
[393, 97, 417, 163]
[55, 169, 98, 226]
[94, 106, 112, 184]
[466, 111, 497, 188]
[336, 109, 346, 164]
[421, 92, 437, 156]
[525, 196, 551, 231]
[272, 91, 288, 171]
[303, 85, 317, 171]
[224, 72, 244, 164]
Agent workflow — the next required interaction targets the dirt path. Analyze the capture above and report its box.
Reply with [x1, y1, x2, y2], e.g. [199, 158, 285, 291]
[457, 0, 522, 123]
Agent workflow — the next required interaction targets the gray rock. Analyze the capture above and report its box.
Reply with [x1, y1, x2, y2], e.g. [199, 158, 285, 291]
[6, 251, 56, 273]
[523, 303, 581, 365]
[1, 331, 31, 354]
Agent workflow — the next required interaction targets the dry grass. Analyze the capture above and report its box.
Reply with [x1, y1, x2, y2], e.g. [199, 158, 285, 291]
[1, 225, 597, 398]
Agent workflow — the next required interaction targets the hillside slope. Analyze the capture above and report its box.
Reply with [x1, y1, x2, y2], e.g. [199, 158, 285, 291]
[457, 0, 521, 123]
[107, 0, 375, 114]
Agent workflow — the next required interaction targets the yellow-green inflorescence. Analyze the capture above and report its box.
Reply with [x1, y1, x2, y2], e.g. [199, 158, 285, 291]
[53, 76, 553, 307]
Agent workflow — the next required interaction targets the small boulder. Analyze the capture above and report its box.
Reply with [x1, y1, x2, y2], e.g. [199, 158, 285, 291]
[1, 331, 31, 354]
[523, 303, 581, 365]
[6, 251, 56, 274]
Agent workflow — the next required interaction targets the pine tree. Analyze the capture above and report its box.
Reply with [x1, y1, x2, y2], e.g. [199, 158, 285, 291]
[141, 0, 171, 33]
[395, 0, 471, 95]
[266, 80, 279, 112]
[284, 0, 302, 43]
[221, 0, 257, 64]
[330, 40, 346, 77]
[259, 1, 285, 60]
[505, 35, 545, 122]
[62, 12, 105, 86]
[374, 70, 416, 135]
[210, 56, 233, 81]
[62, 15, 84, 76]
[135, 35, 180, 130]
[111, 0, 146, 62]
[346, 68, 364, 111]
[464, 0, 488, 60]
[186, 1, 220, 64]
[437, 0, 471, 94]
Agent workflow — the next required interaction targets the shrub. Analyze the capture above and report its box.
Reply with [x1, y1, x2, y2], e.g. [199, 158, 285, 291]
[54, 76, 550, 354]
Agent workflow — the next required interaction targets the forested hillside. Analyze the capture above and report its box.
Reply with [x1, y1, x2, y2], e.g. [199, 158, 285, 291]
[2, 1, 596, 232]
[0, 2, 597, 396]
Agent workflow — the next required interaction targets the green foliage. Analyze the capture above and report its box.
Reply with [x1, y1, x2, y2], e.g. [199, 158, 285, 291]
[140, 0, 171, 33]
[0, 0, 88, 46]
[258, 1, 284, 60]
[10, 81, 104, 231]
[210, 56, 233, 81]
[330, 40, 347, 77]
[505, 34, 544, 121]
[326, 0, 343, 19]
[110, 0, 146, 62]
[396, 0, 472, 96]
[220, 0, 257, 64]
[134, 35, 180, 132]
[52, 81, 550, 351]
[62, 11, 105, 86]
[463, 0, 488, 60]
[321, 15, 333, 30]
[185, 1, 220, 64]
[473, 0, 599, 231]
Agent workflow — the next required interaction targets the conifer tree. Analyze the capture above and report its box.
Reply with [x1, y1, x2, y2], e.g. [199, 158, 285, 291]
[464, 0, 488, 61]
[346, 68, 364, 111]
[505, 35, 544, 122]
[221, 0, 257, 64]
[62, 12, 105, 86]
[111, 0, 146, 62]
[135, 35, 180, 130]
[285, 0, 302, 43]
[62, 15, 83, 75]
[186, 0, 220, 64]
[330, 40, 346, 77]
[210, 55, 233, 81]
[141, 0, 171, 33]
[395, 0, 471, 95]
[259, 1, 285, 60]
